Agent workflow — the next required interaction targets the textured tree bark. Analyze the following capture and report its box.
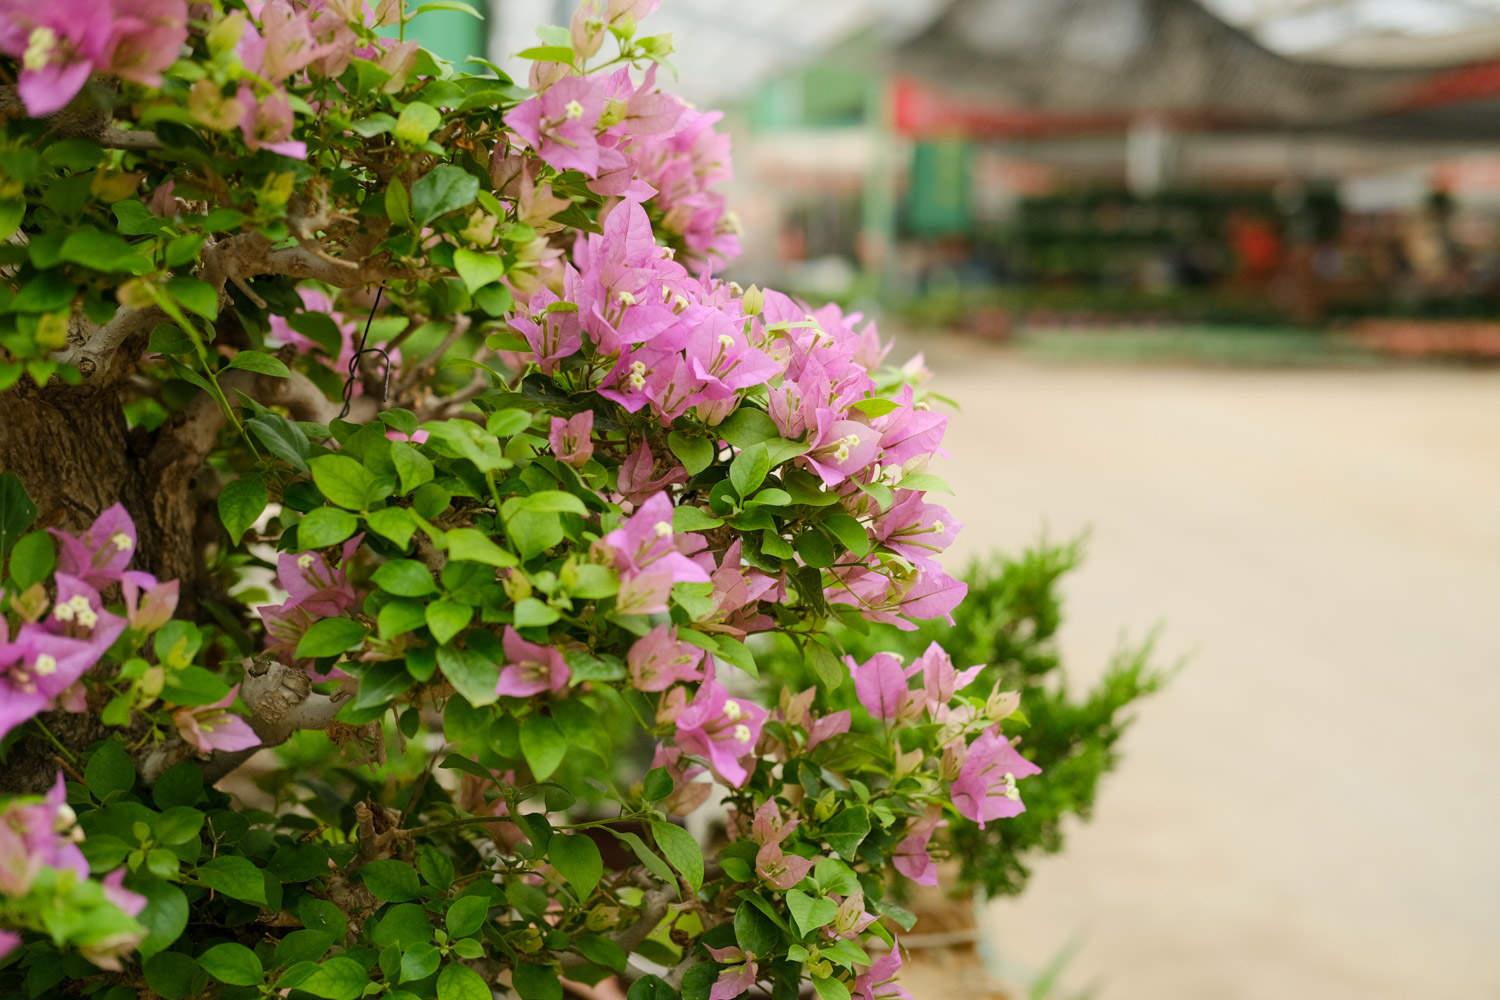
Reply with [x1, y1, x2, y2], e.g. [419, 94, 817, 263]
[0, 380, 203, 586]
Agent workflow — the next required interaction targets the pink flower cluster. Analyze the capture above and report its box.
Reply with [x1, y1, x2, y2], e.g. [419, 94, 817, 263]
[658, 665, 767, 788]
[256, 534, 362, 660]
[0, 0, 188, 116]
[0, 506, 178, 742]
[844, 643, 1041, 874]
[228, 0, 411, 159]
[0, 774, 145, 968]
[504, 49, 739, 263]
[0, 0, 414, 157]
[506, 199, 964, 629]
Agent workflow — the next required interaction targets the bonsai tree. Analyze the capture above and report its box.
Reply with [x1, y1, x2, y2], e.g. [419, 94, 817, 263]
[0, 3, 1154, 999]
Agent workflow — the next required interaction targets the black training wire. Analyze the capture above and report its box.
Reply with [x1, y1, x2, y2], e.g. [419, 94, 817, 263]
[337, 283, 390, 420]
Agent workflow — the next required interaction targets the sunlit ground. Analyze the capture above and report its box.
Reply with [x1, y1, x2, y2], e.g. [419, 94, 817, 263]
[906, 337, 1500, 999]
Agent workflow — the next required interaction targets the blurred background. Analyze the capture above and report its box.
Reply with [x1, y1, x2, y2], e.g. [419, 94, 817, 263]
[413, 2, 1500, 997]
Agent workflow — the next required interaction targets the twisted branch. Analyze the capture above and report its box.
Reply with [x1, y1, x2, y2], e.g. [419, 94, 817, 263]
[142, 657, 354, 784]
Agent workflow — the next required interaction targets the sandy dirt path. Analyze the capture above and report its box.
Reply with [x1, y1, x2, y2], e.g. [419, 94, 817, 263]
[913, 342, 1500, 999]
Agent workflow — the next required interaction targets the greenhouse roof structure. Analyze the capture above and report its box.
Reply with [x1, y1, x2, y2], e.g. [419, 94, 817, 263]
[488, 0, 1500, 106]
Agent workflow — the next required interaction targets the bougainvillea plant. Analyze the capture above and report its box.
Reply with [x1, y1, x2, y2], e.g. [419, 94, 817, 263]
[0, 3, 1069, 999]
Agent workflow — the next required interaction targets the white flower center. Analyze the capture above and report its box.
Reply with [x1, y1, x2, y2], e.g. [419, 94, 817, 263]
[564, 99, 584, 120]
[34, 654, 57, 676]
[617, 290, 636, 306]
[717, 333, 734, 350]
[297, 554, 315, 569]
[652, 521, 672, 538]
[110, 532, 132, 553]
[733, 724, 752, 743]
[23, 27, 57, 72]
[723, 700, 742, 721]
[53, 603, 75, 623]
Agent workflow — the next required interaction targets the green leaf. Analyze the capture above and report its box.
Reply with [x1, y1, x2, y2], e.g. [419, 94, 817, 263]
[627, 975, 677, 1000]
[671, 506, 722, 532]
[366, 507, 417, 548]
[218, 476, 267, 544]
[227, 350, 291, 378]
[166, 277, 218, 321]
[794, 530, 835, 569]
[352, 660, 416, 712]
[513, 597, 558, 628]
[519, 714, 566, 780]
[248, 415, 311, 472]
[438, 644, 500, 707]
[59, 227, 153, 274]
[718, 408, 779, 448]
[136, 879, 189, 958]
[506, 510, 562, 560]
[351, 112, 398, 138]
[401, 944, 441, 983]
[154, 806, 205, 846]
[412, 164, 479, 225]
[197, 856, 268, 905]
[668, 432, 714, 475]
[395, 101, 442, 145]
[361, 860, 421, 902]
[896, 471, 953, 494]
[425, 598, 473, 645]
[649, 821, 703, 893]
[392, 442, 434, 494]
[806, 640, 844, 692]
[160, 665, 227, 706]
[513, 961, 563, 1000]
[822, 513, 870, 558]
[812, 976, 851, 1000]
[275, 929, 334, 966]
[85, 740, 135, 798]
[551, 834, 603, 899]
[0, 473, 37, 557]
[284, 956, 367, 1000]
[295, 617, 368, 659]
[0, 200, 24, 241]
[413, 0, 483, 16]
[445, 896, 490, 938]
[7, 530, 54, 589]
[786, 889, 838, 938]
[733, 900, 780, 956]
[711, 635, 757, 678]
[385, 178, 411, 225]
[485, 408, 531, 437]
[453, 248, 505, 293]
[614, 839, 675, 898]
[821, 806, 870, 860]
[298, 506, 358, 548]
[198, 943, 263, 986]
[437, 963, 491, 1000]
[729, 443, 770, 498]
[372, 559, 436, 597]
[515, 490, 588, 516]
[372, 903, 432, 949]
[143, 951, 198, 999]
[310, 454, 387, 510]
[516, 43, 575, 62]
[445, 527, 516, 567]
[418, 844, 456, 889]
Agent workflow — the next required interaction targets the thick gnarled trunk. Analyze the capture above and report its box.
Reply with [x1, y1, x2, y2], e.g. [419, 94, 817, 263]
[0, 381, 203, 586]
